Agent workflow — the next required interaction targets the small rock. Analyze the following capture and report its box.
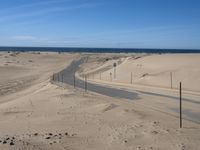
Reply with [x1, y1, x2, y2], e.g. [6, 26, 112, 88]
[124, 140, 128, 143]
[71, 133, 77, 137]
[6, 137, 10, 141]
[3, 141, 7, 144]
[45, 137, 51, 140]
[49, 133, 53, 136]
[65, 132, 68, 136]
[10, 141, 14, 146]
[34, 133, 38, 136]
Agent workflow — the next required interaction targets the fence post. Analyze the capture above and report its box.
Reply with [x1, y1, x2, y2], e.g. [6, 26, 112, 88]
[170, 72, 173, 89]
[131, 72, 133, 84]
[74, 73, 76, 88]
[113, 62, 117, 79]
[180, 82, 182, 128]
[85, 75, 87, 92]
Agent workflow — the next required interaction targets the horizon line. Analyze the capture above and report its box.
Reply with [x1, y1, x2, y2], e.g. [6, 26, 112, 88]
[0, 46, 200, 51]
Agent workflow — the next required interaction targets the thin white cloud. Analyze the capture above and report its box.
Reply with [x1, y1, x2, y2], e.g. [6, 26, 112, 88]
[12, 36, 37, 41]
[37, 37, 81, 44]
[0, 2, 100, 23]
[0, 0, 71, 14]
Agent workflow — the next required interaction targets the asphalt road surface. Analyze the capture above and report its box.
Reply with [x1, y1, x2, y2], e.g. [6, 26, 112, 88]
[54, 58, 200, 124]
[55, 58, 140, 100]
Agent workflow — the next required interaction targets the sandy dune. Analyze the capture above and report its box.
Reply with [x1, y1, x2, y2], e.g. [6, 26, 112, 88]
[0, 52, 199, 150]
[87, 54, 200, 92]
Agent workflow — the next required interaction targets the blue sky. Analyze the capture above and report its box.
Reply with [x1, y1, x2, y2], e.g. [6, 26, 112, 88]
[0, 0, 200, 49]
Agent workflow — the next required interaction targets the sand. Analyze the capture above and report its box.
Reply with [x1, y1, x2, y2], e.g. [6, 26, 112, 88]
[86, 54, 200, 91]
[0, 52, 199, 150]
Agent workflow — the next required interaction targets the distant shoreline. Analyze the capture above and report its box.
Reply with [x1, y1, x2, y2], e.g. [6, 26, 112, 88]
[0, 46, 200, 53]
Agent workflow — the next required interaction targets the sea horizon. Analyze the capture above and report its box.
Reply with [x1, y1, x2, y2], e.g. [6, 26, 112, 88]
[0, 46, 200, 54]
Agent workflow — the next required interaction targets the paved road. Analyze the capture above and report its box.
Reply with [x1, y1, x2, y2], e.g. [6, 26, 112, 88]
[54, 58, 200, 124]
[55, 58, 140, 100]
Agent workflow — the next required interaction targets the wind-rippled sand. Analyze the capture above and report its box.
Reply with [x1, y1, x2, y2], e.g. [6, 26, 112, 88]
[0, 52, 199, 150]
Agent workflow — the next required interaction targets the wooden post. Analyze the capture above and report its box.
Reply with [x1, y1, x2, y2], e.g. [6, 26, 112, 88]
[114, 67, 116, 79]
[74, 73, 76, 88]
[170, 72, 173, 89]
[85, 75, 87, 92]
[110, 72, 112, 82]
[180, 82, 182, 128]
[131, 72, 133, 84]
[113, 62, 117, 79]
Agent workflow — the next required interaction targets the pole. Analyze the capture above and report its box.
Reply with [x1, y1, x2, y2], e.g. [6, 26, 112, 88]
[180, 82, 182, 128]
[170, 72, 173, 89]
[131, 72, 133, 84]
[113, 62, 117, 79]
[114, 67, 116, 79]
[85, 75, 87, 92]
[74, 73, 76, 88]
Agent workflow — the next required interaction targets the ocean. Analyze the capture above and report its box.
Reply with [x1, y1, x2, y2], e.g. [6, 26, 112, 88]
[0, 46, 200, 53]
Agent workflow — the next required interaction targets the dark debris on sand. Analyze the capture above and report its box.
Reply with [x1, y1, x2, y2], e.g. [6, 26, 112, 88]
[0, 131, 75, 146]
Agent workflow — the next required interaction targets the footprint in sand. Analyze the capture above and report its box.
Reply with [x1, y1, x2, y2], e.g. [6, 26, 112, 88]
[136, 146, 143, 150]
[180, 143, 186, 150]
[102, 103, 118, 112]
[151, 130, 159, 135]
[153, 121, 160, 126]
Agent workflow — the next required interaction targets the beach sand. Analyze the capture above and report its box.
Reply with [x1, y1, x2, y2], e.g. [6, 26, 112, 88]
[0, 52, 199, 150]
